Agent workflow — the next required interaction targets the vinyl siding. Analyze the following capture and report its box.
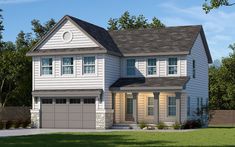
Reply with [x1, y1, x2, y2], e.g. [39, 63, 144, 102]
[38, 19, 98, 50]
[33, 54, 104, 90]
[121, 56, 187, 77]
[185, 34, 209, 119]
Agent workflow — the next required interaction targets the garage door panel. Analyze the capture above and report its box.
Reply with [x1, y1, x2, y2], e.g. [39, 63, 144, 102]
[69, 113, 82, 120]
[41, 120, 54, 128]
[55, 121, 68, 128]
[42, 113, 54, 121]
[41, 105, 54, 112]
[69, 105, 82, 112]
[55, 105, 68, 112]
[69, 121, 83, 128]
[83, 106, 95, 112]
[83, 113, 96, 121]
[82, 121, 95, 129]
[55, 113, 68, 120]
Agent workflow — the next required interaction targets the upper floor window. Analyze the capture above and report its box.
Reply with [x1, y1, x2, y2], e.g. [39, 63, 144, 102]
[41, 58, 52, 75]
[147, 58, 157, 75]
[193, 60, 196, 78]
[83, 56, 95, 74]
[147, 97, 154, 116]
[168, 96, 176, 116]
[62, 57, 74, 75]
[126, 59, 135, 76]
[168, 57, 177, 75]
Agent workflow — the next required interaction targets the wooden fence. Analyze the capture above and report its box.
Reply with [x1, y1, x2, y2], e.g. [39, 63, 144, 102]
[0, 107, 31, 122]
[209, 110, 235, 126]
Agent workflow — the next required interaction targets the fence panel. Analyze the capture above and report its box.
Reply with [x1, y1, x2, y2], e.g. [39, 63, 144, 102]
[0, 107, 31, 121]
[209, 110, 235, 126]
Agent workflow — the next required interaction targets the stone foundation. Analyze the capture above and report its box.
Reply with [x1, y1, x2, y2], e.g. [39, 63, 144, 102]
[31, 109, 40, 128]
[96, 109, 113, 129]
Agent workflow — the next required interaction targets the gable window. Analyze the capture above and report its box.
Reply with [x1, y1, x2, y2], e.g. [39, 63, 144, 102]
[187, 97, 191, 116]
[147, 97, 154, 116]
[83, 56, 95, 74]
[41, 58, 53, 75]
[168, 96, 176, 116]
[62, 57, 74, 75]
[193, 60, 196, 78]
[127, 59, 135, 76]
[168, 57, 177, 75]
[147, 58, 157, 75]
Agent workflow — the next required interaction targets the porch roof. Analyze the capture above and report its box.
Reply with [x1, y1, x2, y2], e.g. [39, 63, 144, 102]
[110, 77, 190, 92]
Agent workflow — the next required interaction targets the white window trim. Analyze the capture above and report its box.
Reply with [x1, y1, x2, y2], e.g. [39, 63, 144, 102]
[147, 97, 154, 116]
[82, 55, 97, 76]
[146, 58, 157, 77]
[167, 96, 177, 117]
[126, 58, 136, 77]
[61, 56, 75, 77]
[167, 57, 179, 77]
[40, 57, 54, 77]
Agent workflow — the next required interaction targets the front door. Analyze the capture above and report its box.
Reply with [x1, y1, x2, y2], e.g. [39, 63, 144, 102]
[126, 97, 134, 121]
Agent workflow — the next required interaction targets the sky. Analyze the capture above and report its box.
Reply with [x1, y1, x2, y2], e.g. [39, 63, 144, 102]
[1, 0, 235, 60]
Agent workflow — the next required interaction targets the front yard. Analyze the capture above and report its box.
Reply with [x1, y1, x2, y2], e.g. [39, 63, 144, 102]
[0, 128, 234, 146]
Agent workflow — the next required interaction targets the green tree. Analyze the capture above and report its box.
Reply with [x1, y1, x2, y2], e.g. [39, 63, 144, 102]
[0, 9, 4, 50]
[107, 11, 165, 30]
[203, 0, 235, 13]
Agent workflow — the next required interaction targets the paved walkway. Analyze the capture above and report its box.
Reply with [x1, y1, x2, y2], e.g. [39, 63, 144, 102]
[0, 128, 196, 137]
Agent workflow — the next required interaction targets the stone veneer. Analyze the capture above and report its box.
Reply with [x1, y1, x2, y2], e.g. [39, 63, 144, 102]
[31, 109, 40, 128]
[96, 109, 113, 129]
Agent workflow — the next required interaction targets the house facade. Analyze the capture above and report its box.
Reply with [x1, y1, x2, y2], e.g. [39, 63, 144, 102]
[27, 15, 212, 129]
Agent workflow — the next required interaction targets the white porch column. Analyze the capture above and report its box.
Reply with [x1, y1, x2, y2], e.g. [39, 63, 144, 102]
[132, 92, 138, 123]
[175, 92, 182, 123]
[153, 92, 160, 124]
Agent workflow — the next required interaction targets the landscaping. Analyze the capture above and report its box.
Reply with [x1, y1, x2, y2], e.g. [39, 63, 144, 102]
[0, 128, 234, 146]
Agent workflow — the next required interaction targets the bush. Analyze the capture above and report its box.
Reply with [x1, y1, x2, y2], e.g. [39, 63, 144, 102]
[173, 122, 181, 130]
[181, 119, 202, 129]
[0, 122, 3, 129]
[6, 121, 13, 129]
[139, 121, 147, 129]
[157, 122, 166, 130]
[22, 120, 31, 128]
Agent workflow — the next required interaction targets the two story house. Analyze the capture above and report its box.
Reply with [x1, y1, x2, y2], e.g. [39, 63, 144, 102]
[27, 15, 212, 129]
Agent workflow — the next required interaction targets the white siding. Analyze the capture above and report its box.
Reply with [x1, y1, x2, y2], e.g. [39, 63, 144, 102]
[104, 55, 121, 109]
[38, 19, 98, 50]
[121, 56, 187, 77]
[33, 54, 104, 90]
[185, 34, 209, 119]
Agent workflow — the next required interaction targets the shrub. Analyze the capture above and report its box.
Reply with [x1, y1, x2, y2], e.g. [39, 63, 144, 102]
[6, 121, 13, 129]
[0, 122, 3, 129]
[173, 122, 181, 130]
[22, 120, 31, 128]
[157, 122, 166, 130]
[181, 119, 202, 129]
[139, 121, 147, 129]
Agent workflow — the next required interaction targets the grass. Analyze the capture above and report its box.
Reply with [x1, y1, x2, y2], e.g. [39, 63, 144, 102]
[0, 128, 235, 146]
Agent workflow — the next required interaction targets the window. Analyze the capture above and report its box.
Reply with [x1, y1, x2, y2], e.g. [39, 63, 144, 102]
[168, 57, 177, 75]
[147, 97, 154, 116]
[147, 58, 157, 75]
[168, 96, 176, 116]
[127, 59, 135, 76]
[55, 99, 66, 104]
[83, 56, 95, 74]
[193, 60, 196, 78]
[187, 97, 191, 116]
[69, 99, 80, 104]
[41, 58, 52, 75]
[84, 98, 95, 104]
[62, 57, 73, 75]
[42, 99, 52, 104]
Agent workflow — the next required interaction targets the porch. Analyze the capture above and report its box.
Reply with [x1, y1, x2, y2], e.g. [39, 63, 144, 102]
[110, 77, 190, 125]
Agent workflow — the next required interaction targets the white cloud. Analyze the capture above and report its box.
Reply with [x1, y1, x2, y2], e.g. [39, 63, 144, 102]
[0, 0, 41, 4]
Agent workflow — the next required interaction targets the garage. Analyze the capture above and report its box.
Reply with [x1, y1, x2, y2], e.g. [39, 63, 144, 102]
[41, 97, 96, 129]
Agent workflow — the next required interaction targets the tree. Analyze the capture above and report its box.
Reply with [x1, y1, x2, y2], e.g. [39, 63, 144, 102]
[0, 9, 4, 50]
[203, 0, 235, 13]
[107, 11, 165, 30]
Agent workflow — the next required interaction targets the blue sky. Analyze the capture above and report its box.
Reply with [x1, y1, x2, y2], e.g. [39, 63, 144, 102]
[1, 0, 235, 60]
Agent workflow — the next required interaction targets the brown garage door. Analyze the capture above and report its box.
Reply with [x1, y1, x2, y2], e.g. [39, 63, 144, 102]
[41, 97, 96, 129]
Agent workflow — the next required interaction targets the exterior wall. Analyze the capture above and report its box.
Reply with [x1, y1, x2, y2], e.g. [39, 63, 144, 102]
[114, 92, 187, 124]
[121, 56, 187, 77]
[185, 34, 209, 120]
[38, 19, 98, 50]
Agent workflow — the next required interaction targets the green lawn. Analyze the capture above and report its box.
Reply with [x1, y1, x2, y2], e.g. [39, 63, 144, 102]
[0, 128, 235, 146]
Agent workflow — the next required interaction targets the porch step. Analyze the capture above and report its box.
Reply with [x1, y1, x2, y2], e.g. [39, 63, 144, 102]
[111, 124, 139, 130]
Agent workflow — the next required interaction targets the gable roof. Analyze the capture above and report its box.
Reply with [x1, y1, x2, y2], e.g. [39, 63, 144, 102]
[27, 15, 212, 63]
